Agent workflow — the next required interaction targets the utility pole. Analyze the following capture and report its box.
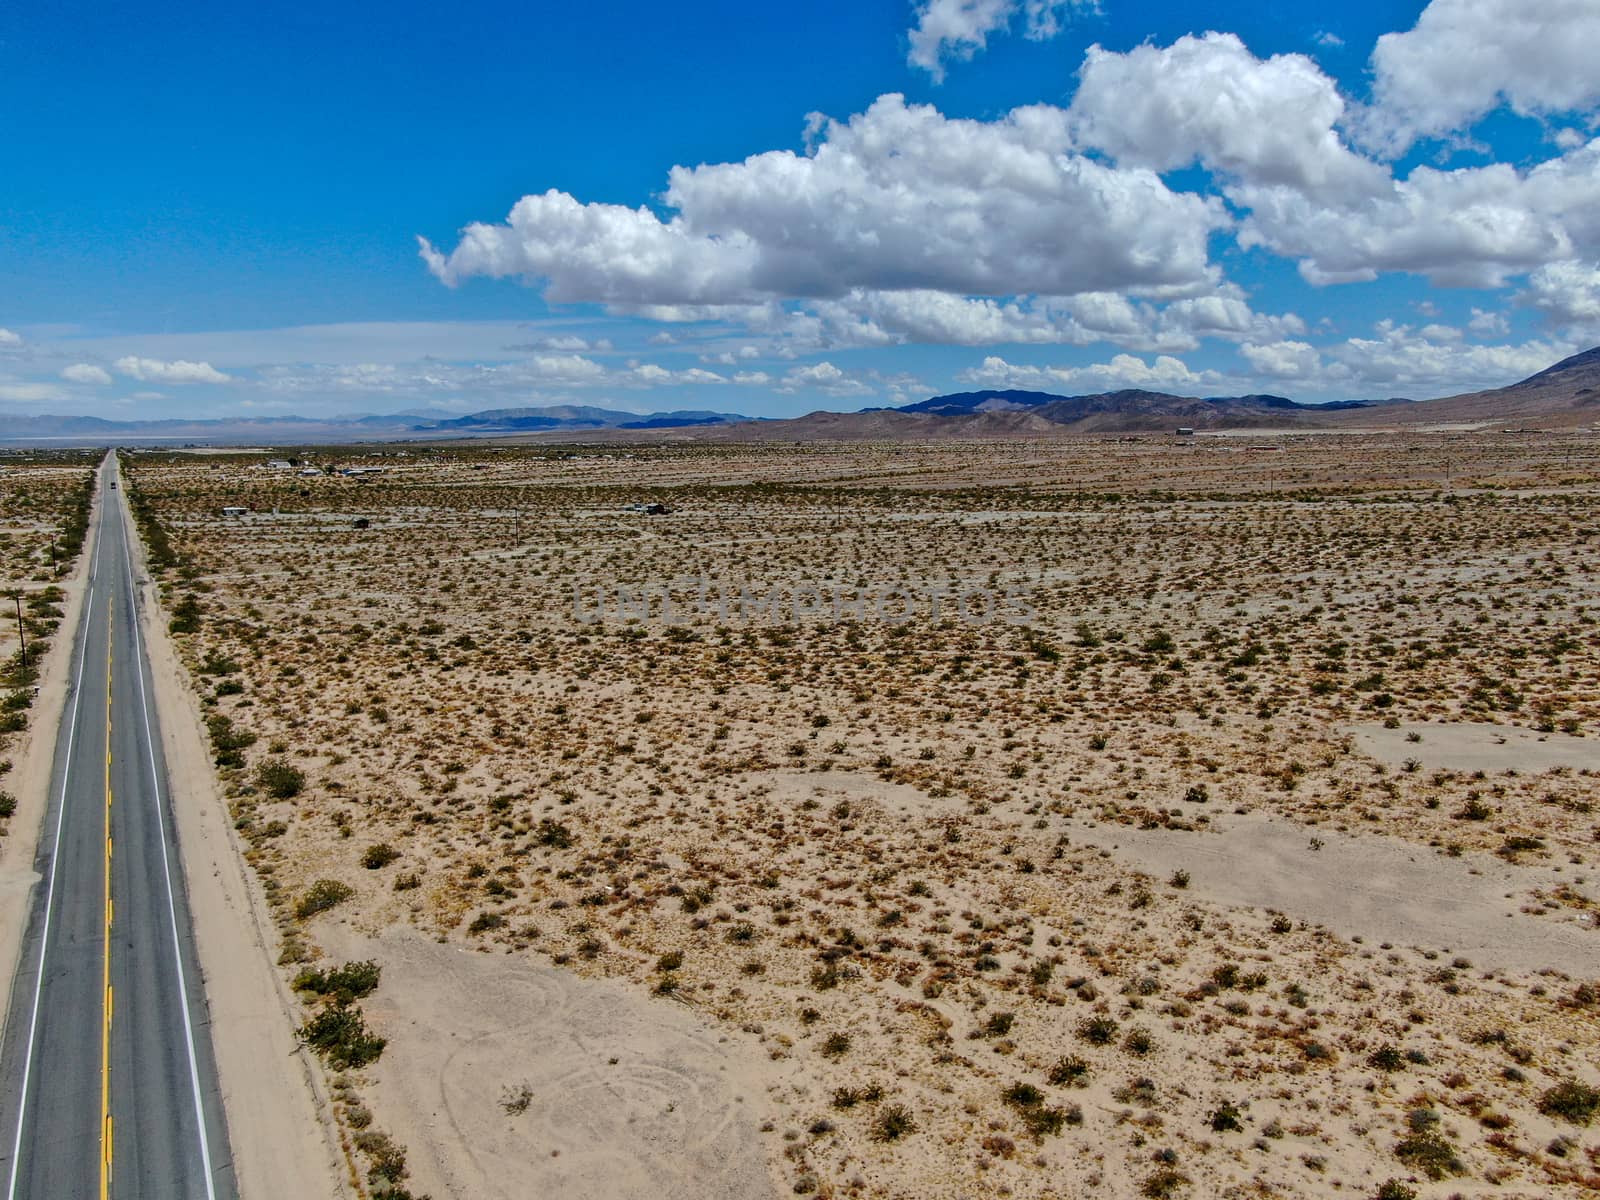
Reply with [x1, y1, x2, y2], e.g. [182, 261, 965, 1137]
[10, 592, 25, 672]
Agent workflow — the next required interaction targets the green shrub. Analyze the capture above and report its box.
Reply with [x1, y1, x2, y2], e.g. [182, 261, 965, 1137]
[205, 713, 256, 767]
[1209, 1102, 1244, 1132]
[1077, 1015, 1118, 1045]
[1019, 1104, 1071, 1138]
[871, 1104, 916, 1142]
[352, 1128, 408, 1191]
[1122, 1027, 1155, 1055]
[1393, 1129, 1463, 1179]
[1002, 1082, 1043, 1108]
[1367, 1044, 1406, 1071]
[999, 1080, 1073, 1138]
[298, 1000, 385, 1068]
[168, 594, 201, 634]
[294, 959, 381, 1001]
[831, 1087, 865, 1109]
[0, 791, 15, 820]
[1140, 1169, 1189, 1198]
[1538, 1080, 1600, 1125]
[295, 879, 353, 919]
[535, 819, 573, 848]
[361, 843, 400, 869]
[983, 1011, 1014, 1037]
[1048, 1055, 1090, 1087]
[256, 757, 305, 799]
[467, 911, 503, 935]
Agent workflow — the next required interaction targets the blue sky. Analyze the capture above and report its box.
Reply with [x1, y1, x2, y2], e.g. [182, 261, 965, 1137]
[2, 0, 1598, 419]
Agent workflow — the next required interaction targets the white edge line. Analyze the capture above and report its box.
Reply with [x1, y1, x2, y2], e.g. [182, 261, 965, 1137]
[115, 472, 221, 1200]
[5, 472, 103, 1200]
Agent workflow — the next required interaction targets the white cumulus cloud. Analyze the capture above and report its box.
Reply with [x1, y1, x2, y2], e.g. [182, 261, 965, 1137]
[0, 329, 22, 350]
[0, 382, 67, 403]
[1361, 0, 1600, 156]
[796, 286, 1306, 355]
[421, 94, 1227, 307]
[113, 356, 232, 384]
[1467, 307, 1511, 337]
[1068, 33, 1385, 203]
[776, 361, 875, 396]
[1326, 321, 1573, 392]
[1239, 340, 1322, 379]
[907, 0, 1084, 81]
[61, 363, 114, 385]
[1236, 139, 1600, 287]
[1519, 260, 1600, 330]
[959, 353, 1221, 392]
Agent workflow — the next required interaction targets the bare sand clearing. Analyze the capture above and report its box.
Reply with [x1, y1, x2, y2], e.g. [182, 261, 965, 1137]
[317, 924, 778, 1200]
[1065, 809, 1600, 976]
[1353, 720, 1600, 775]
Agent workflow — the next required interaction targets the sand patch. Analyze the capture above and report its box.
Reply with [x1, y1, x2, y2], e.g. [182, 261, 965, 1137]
[1350, 720, 1600, 774]
[317, 925, 779, 1200]
[746, 769, 969, 821]
[1067, 809, 1600, 976]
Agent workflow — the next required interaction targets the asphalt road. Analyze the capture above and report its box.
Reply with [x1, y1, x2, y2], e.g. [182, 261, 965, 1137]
[0, 455, 236, 1199]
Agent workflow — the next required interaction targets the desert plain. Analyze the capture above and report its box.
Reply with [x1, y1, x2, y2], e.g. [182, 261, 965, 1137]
[106, 430, 1600, 1200]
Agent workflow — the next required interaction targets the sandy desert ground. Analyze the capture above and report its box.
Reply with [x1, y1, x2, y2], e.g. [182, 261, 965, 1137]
[120, 431, 1600, 1200]
[0, 450, 97, 836]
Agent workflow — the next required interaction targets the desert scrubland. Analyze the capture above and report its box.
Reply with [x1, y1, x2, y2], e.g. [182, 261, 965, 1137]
[0, 451, 96, 822]
[123, 432, 1600, 1200]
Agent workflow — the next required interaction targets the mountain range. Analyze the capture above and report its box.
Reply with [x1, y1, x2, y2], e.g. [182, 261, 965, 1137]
[0, 405, 756, 443]
[1, 346, 1596, 445]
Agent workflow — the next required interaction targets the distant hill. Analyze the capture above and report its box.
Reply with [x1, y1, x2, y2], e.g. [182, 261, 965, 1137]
[3, 345, 1596, 445]
[422, 405, 752, 432]
[1324, 345, 1600, 428]
[709, 349, 1598, 440]
[685, 387, 1386, 442]
[898, 387, 1377, 431]
[0, 403, 756, 445]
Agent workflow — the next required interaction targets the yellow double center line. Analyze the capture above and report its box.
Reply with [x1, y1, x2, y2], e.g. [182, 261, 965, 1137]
[102, 623, 113, 1199]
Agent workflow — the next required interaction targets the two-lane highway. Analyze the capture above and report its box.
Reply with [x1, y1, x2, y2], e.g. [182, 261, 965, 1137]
[0, 453, 236, 1198]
